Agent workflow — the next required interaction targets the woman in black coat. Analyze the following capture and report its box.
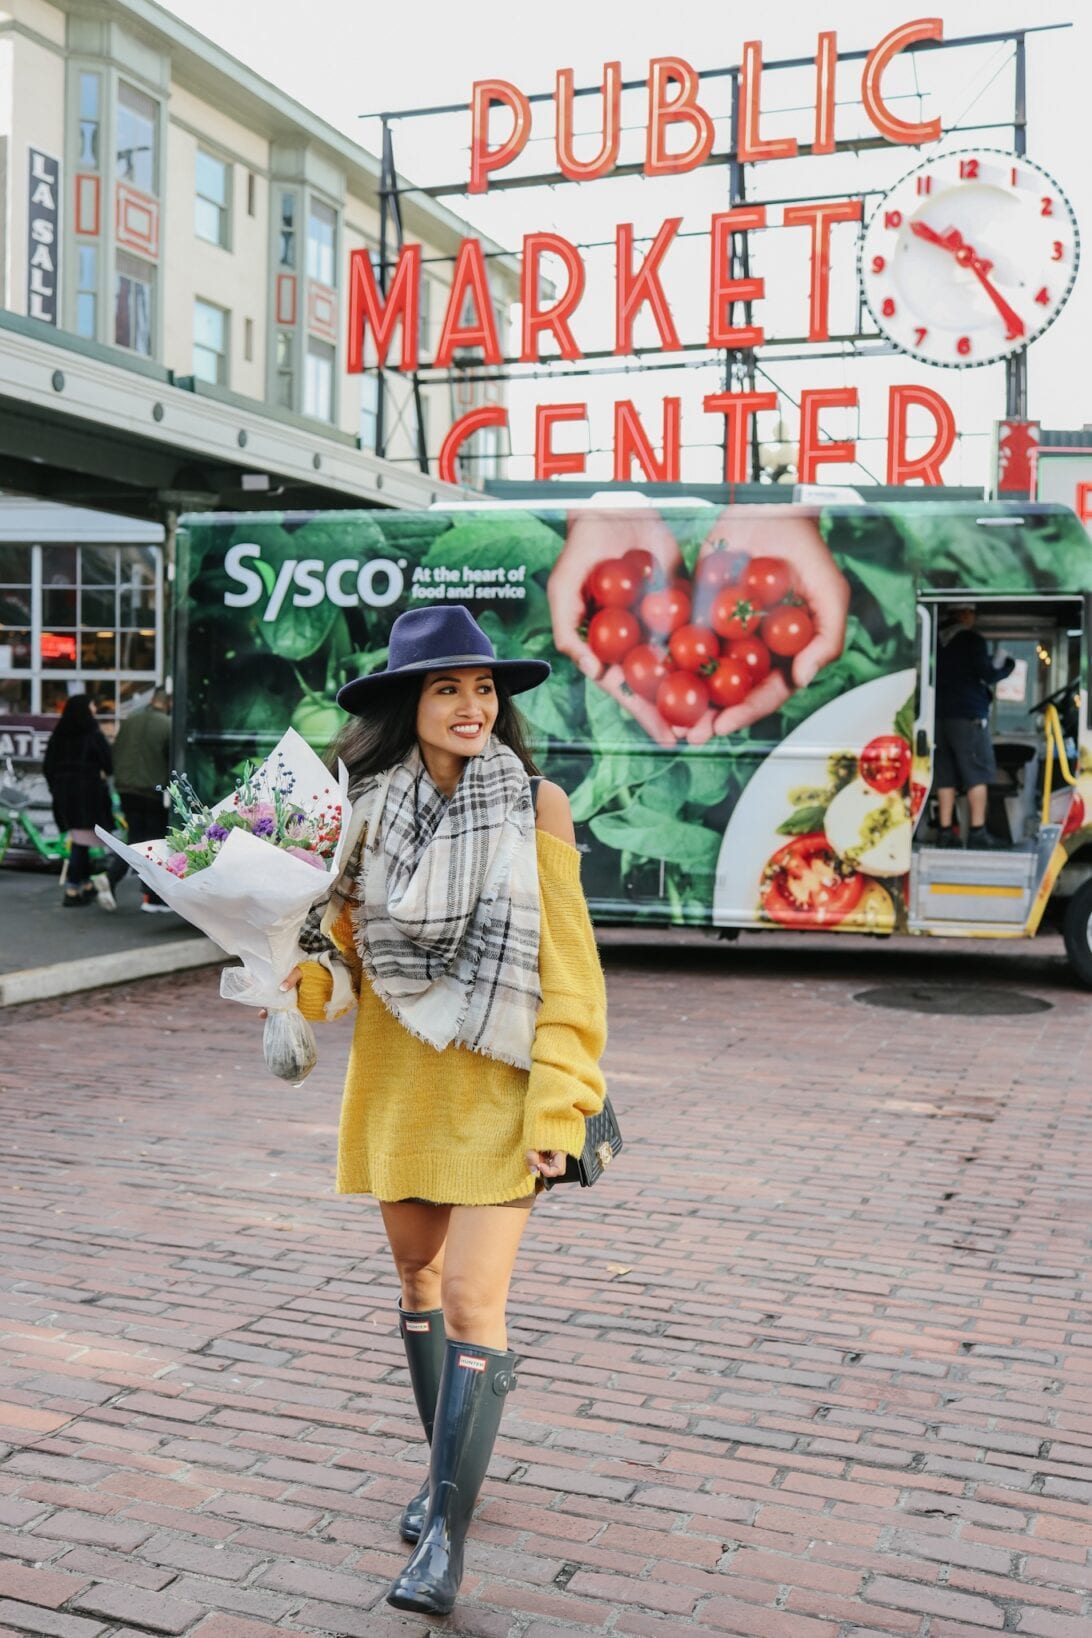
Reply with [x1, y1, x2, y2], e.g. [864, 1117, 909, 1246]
[43, 695, 116, 907]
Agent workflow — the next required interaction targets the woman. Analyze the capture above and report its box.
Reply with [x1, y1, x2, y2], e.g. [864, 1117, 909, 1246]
[286, 604, 607, 1617]
[42, 694, 117, 908]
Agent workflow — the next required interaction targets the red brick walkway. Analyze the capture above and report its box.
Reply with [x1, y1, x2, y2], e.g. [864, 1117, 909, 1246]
[0, 933, 1090, 1637]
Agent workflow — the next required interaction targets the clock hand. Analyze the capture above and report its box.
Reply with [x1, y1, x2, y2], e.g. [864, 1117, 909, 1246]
[910, 221, 1026, 341]
[909, 220, 960, 250]
[950, 237, 1026, 341]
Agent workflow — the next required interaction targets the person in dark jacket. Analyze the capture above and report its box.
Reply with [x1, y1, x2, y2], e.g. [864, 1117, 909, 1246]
[42, 695, 118, 907]
[934, 606, 1016, 849]
[111, 688, 172, 912]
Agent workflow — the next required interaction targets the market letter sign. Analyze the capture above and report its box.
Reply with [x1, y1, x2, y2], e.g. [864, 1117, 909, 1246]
[27, 149, 60, 325]
[346, 19, 981, 485]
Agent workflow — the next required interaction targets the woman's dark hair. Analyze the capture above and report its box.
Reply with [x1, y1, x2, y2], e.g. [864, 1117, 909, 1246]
[50, 694, 97, 741]
[326, 673, 540, 785]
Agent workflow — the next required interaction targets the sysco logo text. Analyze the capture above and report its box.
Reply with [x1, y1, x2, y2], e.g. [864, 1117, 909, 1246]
[222, 543, 405, 620]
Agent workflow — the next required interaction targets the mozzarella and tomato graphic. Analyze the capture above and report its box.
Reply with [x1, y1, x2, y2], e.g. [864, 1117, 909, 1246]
[583, 549, 816, 733]
[757, 713, 915, 931]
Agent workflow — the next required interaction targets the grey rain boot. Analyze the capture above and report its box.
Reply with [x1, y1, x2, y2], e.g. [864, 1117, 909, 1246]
[387, 1339, 516, 1616]
[398, 1306, 446, 1543]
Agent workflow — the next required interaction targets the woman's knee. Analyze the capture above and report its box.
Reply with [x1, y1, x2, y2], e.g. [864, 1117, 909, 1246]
[441, 1272, 504, 1337]
[396, 1251, 444, 1309]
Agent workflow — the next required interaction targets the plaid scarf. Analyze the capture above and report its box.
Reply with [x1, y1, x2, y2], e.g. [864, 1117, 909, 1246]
[348, 740, 541, 1068]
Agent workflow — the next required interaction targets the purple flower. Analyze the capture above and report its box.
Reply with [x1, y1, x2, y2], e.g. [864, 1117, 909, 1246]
[166, 852, 189, 877]
[252, 816, 276, 837]
[205, 823, 230, 843]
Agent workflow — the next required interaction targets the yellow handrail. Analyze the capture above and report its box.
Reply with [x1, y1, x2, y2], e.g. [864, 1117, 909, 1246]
[1040, 701, 1078, 826]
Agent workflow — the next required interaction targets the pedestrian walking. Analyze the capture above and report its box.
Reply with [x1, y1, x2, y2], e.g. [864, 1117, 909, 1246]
[42, 695, 121, 909]
[112, 687, 172, 911]
[282, 604, 609, 1617]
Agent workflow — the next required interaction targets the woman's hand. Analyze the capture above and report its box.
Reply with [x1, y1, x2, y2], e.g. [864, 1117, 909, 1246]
[259, 965, 302, 1020]
[525, 1149, 567, 1179]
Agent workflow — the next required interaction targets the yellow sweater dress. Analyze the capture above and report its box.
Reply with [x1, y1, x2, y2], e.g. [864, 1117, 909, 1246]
[296, 829, 608, 1206]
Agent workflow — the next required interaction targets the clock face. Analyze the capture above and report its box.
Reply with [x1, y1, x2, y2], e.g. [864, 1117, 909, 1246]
[859, 148, 1080, 369]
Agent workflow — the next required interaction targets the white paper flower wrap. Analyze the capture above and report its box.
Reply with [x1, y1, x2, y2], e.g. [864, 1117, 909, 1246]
[95, 728, 355, 1082]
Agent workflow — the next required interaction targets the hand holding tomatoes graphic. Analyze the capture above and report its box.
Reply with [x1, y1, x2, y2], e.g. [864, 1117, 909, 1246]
[548, 508, 685, 747]
[684, 514, 851, 745]
[548, 507, 850, 745]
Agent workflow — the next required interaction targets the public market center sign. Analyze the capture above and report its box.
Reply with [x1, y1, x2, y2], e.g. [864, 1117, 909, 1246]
[343, 19, 1079, 486]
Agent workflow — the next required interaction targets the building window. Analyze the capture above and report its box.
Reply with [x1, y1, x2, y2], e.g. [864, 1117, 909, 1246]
[306, 197, 336, 287]
[457, 422, 502, 486]
[0, 544, 32, 675]
[246, 171, 256, 217]
[244, 317, 254, 362]
[75, 245, 97, 339]
[115, 251, 154, 354]
[360, 372, 378, 450]
[195, 150, 230, 247]
[116, 81, 158, 195]
[304, 338, 334, 421]
[12, 542, 162, 722]
[194, 299, 229, 385]
[278, 192, 296, 268]
[78, 72, 101, 169]
[275, 331, 294, 409]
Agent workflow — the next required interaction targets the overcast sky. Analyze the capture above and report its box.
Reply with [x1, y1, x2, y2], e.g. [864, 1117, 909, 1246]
[160, 0, 1089, 489]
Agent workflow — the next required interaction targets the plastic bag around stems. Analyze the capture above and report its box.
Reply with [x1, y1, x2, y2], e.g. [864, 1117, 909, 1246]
[220, 968, 318, 1083]
[95, 728, 359, 1083]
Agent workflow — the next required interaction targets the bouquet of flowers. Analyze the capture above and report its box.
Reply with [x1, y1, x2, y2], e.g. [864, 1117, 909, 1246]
[96, 728, 356, 1082]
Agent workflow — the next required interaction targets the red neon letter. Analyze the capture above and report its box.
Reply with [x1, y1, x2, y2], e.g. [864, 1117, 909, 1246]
[434, 240, 503, 368]
[862, 19, 943, 145]
[613, 398, 681, 483]
[813, 32, 837, 154]
[645, 57, 715, 177]
[738, 41, 798, 163]
[438, 405, 508, 485]
[887, 384, 956, 484]
[781, 198, 862, 341]
[703, 390, 777, 483]
[556, 63, 621, 181]
[615, 219, 682, 355]
[1076, 483, 1092, 527]
[535, 403, 588, 480]
[798, 387, 857, 482]
[346, 244, 420, 373]
[469, 79, 532, 193]
[708, 207, 766, 348]
[520, 233, 585, 362]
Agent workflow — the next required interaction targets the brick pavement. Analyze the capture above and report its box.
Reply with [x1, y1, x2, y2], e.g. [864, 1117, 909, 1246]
[0, 932, 1089, 1637]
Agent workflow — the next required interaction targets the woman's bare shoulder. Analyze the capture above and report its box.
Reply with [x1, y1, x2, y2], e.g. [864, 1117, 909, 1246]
[534, 779, 576, 846]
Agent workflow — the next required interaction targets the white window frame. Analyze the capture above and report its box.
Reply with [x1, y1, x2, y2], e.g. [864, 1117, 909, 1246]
[304, 337, 335, 422]
[195, 148, 231, 249]
[194, 298, 230, 386]
[306, 197, 337, 287]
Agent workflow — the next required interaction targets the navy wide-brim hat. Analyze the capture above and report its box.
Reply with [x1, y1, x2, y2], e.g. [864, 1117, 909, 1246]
[336, 604, 551, 715]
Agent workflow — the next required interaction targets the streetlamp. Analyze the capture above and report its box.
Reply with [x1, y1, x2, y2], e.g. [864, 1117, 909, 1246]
[758, 417, 798, 486]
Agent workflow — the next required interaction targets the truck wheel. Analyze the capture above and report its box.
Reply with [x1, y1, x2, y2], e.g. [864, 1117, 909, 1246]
[1062, 879, 1092, 988]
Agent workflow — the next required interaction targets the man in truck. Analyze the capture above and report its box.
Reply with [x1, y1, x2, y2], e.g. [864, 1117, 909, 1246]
[934, 606, 1016, 849]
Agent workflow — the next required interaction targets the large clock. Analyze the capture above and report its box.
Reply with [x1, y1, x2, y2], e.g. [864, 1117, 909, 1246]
[859, 148, 1079, 369]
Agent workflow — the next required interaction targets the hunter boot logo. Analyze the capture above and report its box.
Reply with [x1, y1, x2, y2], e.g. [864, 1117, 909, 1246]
[404, 1319, 432, 1333]
[457, 1353, 487, 1372]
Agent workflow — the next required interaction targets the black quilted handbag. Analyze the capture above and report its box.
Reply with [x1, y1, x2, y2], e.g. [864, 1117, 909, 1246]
[543, 1097, 623, 1188]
